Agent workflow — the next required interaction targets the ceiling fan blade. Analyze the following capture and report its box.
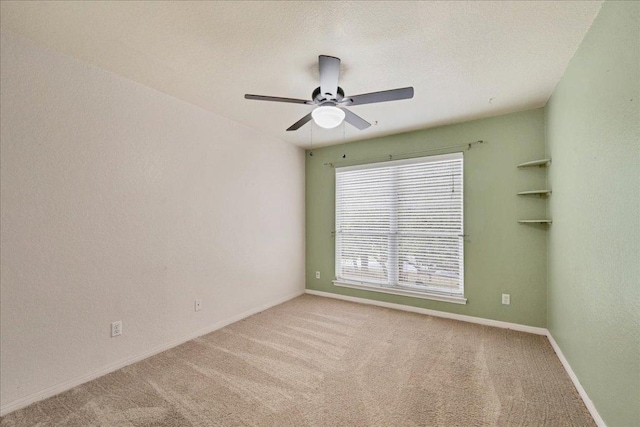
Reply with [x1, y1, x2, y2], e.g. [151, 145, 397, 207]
[342, 108, 371, 130]
[286, 113, 313, 131]
[319, 55, 341, 98]
[345, 87, 414, 106]
[245, 94, 312, 104]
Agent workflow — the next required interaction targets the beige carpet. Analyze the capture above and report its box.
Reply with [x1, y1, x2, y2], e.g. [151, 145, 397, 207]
[1, 295, 594, 426]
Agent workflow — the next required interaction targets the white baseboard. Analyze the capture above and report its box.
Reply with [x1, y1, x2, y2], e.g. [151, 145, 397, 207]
[546, 332, 607, 427]
[0, 289, 304, 417]
[306, 289, 606, 426]
[305, 289, 547, 335]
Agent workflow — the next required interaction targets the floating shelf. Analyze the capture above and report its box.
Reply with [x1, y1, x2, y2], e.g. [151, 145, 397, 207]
[517, 159, 551, 168]
[517, 190, 552, 196]
[517, 158, 551, 228]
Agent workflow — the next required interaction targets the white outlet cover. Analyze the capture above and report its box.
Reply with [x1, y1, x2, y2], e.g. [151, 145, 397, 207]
[315, 271, 320, 279]
[502, 294, 511, 305]
[111, 321, 122, 337]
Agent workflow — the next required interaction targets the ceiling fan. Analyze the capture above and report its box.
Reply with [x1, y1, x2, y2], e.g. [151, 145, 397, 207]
[244, 55, 414, 131]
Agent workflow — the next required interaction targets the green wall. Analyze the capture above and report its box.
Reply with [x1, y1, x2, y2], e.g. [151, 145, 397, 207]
[306, 109, 548, 327]
[545, 2, 640, 426]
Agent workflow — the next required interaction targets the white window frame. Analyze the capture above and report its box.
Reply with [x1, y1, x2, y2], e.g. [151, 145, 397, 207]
[333, 152, 466, 305]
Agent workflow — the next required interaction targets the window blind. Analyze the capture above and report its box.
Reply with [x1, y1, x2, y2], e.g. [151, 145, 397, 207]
[335, 152, 464, 296]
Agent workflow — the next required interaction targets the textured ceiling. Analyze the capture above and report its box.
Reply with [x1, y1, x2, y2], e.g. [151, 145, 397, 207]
[0, 1, 602, 148]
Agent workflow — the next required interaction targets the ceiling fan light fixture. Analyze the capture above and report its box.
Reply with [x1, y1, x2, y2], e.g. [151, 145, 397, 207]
[311, 106, 345, 129]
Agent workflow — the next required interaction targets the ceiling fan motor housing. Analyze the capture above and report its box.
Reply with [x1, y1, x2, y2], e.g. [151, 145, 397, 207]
[313, 86, 345, 105]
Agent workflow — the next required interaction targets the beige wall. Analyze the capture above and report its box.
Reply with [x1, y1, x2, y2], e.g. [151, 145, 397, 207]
[0, 30, 305, 410]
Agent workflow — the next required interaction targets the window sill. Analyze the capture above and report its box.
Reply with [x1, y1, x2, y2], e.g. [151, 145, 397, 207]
[332, 280, 467, 305]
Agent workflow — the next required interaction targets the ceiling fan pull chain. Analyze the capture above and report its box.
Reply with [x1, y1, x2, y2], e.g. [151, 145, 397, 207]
[343, 121, 346, 144]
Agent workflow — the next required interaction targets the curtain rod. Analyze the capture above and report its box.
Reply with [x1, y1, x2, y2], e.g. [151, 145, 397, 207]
[323, 140, 485, 168]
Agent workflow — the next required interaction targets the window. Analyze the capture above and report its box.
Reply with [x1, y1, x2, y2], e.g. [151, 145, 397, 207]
[334, 152, 465, 304]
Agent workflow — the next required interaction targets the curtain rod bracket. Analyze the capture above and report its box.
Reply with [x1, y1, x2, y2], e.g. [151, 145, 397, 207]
[468, 140, 484, 150]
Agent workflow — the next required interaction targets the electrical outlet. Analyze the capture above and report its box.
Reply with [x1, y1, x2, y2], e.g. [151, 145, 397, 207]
[315, 271, 320, 279]
[502, 294, 510, 305]
[111, 321, 122, 337]
[194, 299, 202, 312]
